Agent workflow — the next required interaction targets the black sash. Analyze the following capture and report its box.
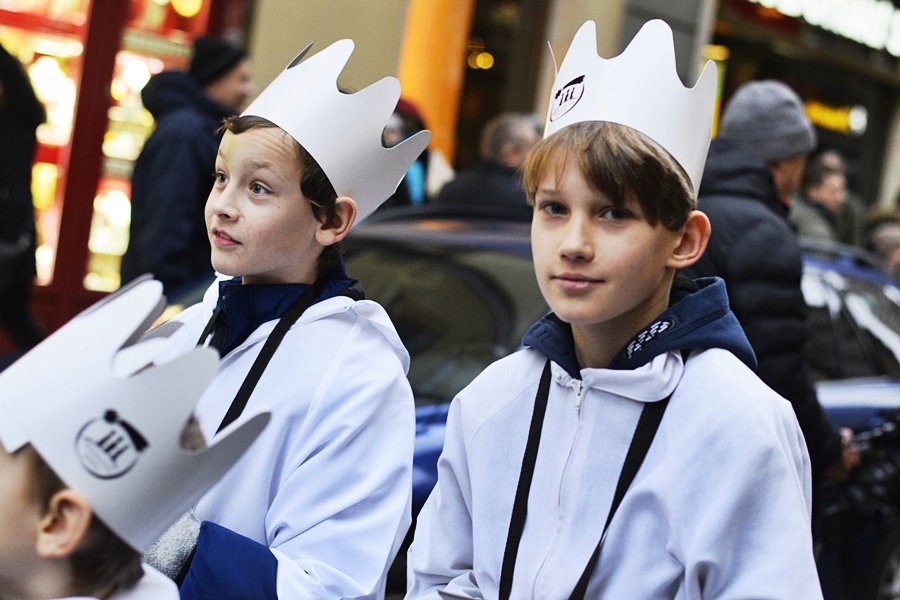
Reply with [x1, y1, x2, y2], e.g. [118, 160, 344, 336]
[196, 280, 363, 434]
[498, 360, 673, 600]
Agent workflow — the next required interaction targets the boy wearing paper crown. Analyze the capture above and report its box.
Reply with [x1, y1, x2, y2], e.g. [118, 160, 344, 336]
[0, 278, 268, 599]
[407, 20, 822, 599]
[143, 40, 427, 598]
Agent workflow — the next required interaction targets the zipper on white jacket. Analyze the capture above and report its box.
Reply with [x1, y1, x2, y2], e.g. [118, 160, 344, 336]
[574, 380, 585, 412]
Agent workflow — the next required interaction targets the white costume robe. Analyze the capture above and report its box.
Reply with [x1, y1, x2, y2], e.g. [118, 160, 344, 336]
[158, 280, 415, 598]
[408, 348, 822, 599]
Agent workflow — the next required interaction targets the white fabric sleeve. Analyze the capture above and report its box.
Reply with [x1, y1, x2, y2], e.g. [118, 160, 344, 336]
[672, 396, 823, 599]
[266, 320, 415, 599]
[406, 397, 485, 599]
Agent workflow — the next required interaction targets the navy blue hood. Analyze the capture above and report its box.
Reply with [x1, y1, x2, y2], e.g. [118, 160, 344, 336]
[522, 276, 756, 378]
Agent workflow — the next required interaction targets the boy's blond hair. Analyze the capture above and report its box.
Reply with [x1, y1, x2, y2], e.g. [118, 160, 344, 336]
[523, 122, 694, 231]
[22, 446, 143, 596]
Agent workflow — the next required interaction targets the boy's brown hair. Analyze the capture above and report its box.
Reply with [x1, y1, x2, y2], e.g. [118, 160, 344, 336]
[523, 122, 694, 231]
[23, 446, 144, 596]
[220, 114, 342, 277]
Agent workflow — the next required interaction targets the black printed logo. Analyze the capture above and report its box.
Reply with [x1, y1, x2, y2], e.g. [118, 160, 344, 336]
[626, 319, 673, 360]
[75, 410, 149, 479]
[549, 75, 585, 122]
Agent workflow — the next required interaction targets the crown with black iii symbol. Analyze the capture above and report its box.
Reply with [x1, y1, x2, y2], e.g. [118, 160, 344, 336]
[241, 39, 432, 225]
[544, 20, 717, 195]
[0, 278, 270, 552]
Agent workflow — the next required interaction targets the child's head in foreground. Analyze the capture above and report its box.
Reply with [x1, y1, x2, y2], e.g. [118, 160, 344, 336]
[0, 445, 142, 599]
[522, 20, 717, 366]
[206, 40, 431, 288]
[0, 279, 268, 600]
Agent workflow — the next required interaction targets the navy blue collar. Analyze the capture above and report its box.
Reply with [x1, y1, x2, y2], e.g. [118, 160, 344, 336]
[522, 276, 756, 378]
[211, 261, 354, 356]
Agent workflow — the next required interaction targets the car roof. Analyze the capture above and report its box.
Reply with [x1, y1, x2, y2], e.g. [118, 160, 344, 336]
[350, 206, 532, 255]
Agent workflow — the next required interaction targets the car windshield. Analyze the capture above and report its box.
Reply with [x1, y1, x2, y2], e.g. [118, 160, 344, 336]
[802, 259, 900, 381]
[345, 240, 546, 404]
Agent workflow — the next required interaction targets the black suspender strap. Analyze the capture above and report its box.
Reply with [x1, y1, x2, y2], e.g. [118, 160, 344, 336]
[568, 393, 670, 600]
[195, 279, 365, 434]
[498, 360, 552, 600]
[499, 359, 673, 600]
[196, 308, 221, 346]
[195, 283, 322, 434]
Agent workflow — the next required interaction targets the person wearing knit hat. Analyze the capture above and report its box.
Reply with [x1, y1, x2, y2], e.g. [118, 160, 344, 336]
[190, 37, 247, 85]
[685, 78, 860, 491]
[120, 36, 255, 297]
[719, 80, 817, 163]
[718, 80, 816, 203]
[189, 36, 253, 114]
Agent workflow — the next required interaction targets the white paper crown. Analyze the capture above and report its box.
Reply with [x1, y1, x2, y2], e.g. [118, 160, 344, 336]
[544, 20, 717, 194]
[0, 278, 270, 552]
[241, 40, 431, 225]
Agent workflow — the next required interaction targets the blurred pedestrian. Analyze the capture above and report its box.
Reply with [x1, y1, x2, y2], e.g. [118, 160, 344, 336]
[0, 41, 46, 352]
[380, 97, 453, 208]
[811, 148, 867, 246]
[684, 79, 859, 484]
[866, 207, 900, 279]
[121, 36, 255, 297]
[791, 161, 847, 242]
[435, 112, 540, 210]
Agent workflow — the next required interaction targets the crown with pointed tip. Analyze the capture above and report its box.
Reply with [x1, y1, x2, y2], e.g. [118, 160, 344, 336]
[0, 278, 270, 552]
[241, 40, 431, 225]
[544, 20, 717, 194]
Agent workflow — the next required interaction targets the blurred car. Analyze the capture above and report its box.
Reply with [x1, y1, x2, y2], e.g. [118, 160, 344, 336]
[800, 238, 900, 427]
[798, 237, 900, 600]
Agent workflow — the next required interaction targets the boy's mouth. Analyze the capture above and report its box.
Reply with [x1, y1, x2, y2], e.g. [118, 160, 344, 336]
[553, 272, 602, 292]
[212, 228, 240, 247]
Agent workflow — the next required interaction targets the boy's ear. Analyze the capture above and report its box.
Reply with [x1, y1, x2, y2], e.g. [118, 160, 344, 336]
[666, 210, 711, 269]
[315, 196, 357, 246]
[35, 490, 92, 559]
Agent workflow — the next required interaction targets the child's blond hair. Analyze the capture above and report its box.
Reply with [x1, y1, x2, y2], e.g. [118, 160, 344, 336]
[523, 122, 695, 231]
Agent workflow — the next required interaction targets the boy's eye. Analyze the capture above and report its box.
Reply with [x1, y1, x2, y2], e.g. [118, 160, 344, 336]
[249, 182, 269, 195]
[600, 206, 631, 221]
[214, 171, 227, 185]
[538, 201, 566, 216]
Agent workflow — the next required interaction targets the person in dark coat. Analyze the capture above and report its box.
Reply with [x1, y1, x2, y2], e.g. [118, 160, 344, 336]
[684, 80, 858, 483]
[435, 112, 539, 211]
[791, 161, 846, 242]
[120, 37, 254, 297]
[0, 42, 46, 351]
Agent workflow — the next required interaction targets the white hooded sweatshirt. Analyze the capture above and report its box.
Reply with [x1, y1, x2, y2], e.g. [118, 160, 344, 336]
[158, 280, 415, 598]
[408, 347, 822, 599]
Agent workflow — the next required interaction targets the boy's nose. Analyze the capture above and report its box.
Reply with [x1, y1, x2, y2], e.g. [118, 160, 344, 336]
[559, 217, 594, 261]
[207, 187, 238, 221]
